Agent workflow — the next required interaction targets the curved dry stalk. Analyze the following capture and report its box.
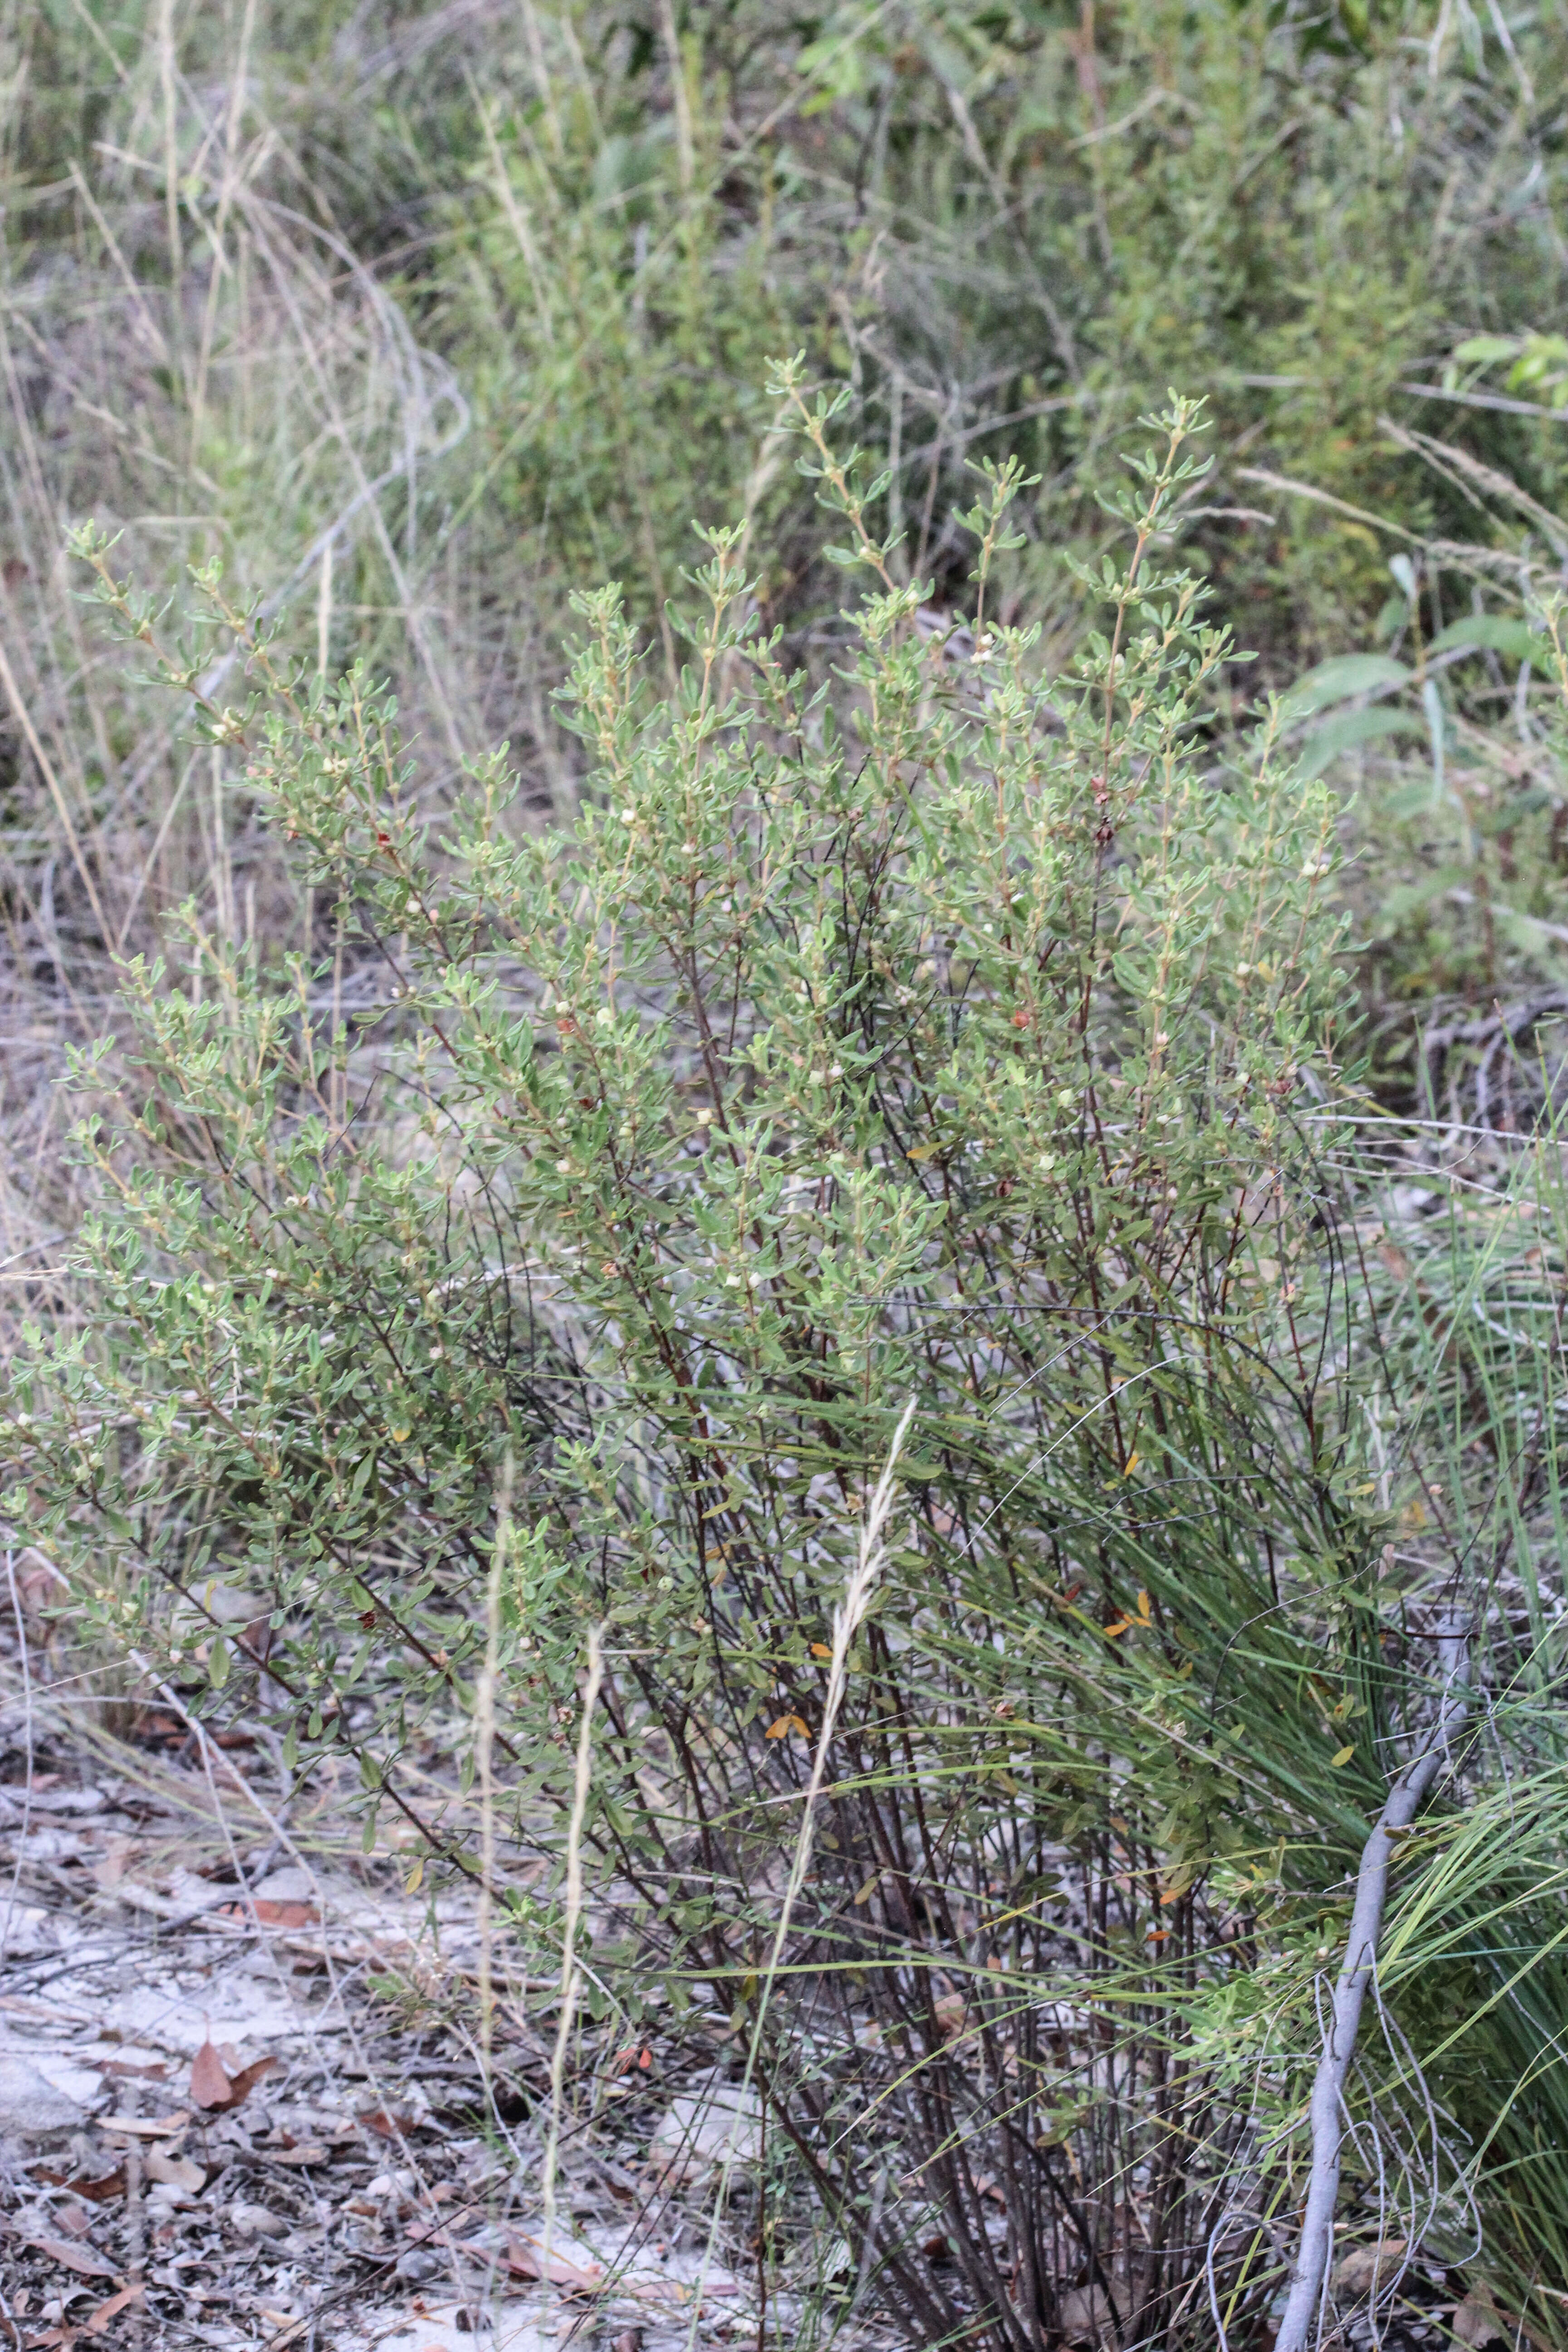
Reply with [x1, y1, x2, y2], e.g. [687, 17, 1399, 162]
[1274, 1622, 1473, 2352]
[683, 1396, 919, 2352]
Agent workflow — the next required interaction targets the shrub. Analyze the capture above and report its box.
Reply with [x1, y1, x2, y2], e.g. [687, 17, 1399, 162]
[22, 385, 1561, 2346]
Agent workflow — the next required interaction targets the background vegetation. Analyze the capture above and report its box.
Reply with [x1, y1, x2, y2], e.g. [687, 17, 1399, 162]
[11, 3, 1568, 2347]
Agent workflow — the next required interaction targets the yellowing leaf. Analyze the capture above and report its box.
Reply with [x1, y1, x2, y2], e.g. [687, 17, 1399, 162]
[1135, 1589, 1152, 1622]
[810, 1642, 832, 1659]
[389, 1423, 412, 1444]
[1123, 1452, 1140, 1477]
[1331, 1744, 1355, 1768]
[1104, 1619, 1131, 1638]
[404, 1856, 425, 1895]
[766, 1713, 809, 1741]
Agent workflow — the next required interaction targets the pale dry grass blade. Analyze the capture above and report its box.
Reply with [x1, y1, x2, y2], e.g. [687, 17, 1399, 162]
[540, 1621, 606, 2323]
[684, 1396, 918, 2350]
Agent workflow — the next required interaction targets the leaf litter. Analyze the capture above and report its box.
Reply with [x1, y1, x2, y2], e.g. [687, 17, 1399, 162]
[0, 1658, 843, 2352]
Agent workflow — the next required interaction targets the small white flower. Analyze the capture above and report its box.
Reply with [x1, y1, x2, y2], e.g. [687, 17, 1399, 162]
[725, 1272, 741, 1287]
[556, 1158, 572, 1175]
[595, 1007, 614, 1026]
[1236, 962, 1250, 977]
[829, 1063, 843, 1078]
[748, 1272, 764, 1289]
[620, 807, 637, 823]
[1038, 1153, 1056, 1173]
[683, 839, 699, 854]
[694, 1107, 714, 1127]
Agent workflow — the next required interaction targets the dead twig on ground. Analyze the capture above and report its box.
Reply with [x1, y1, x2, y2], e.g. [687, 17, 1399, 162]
[1274, 1620, 1473, 2352]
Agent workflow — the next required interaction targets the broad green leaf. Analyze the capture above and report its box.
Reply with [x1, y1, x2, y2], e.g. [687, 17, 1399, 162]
[1376, 864, 1469, 930]
[1282, 653, 1410, 719]
[1298, 706, 1423, 779]
[1427, 614, 1538, 661]
[1498, 909, 1568, 960]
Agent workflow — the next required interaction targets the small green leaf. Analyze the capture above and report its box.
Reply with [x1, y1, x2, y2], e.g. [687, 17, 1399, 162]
[1453, 334, 1524, 365]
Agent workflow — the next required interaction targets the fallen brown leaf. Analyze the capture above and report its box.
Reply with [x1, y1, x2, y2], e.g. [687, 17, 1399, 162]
[189, 2039, 233, 2109]
[358, 2107, 417, 2140]
[1454, 2291, 1507, 2349]
[28, 2235, 118, 2279]
[1332, 2239, 1407, 2297]
[145, 2149, 205, 2192]
[183, 2042, 275, 2114]
[216, 2055, 275, 2110]
[63, 2173, 125, 2204]
[405, 2218, 460, 2251]
[100, 2112, 188, 2139]
[931, 1992, 967, 2039]
[505, 2234, 605, 2294]
[1451, 2288, 1551, 2351]
[83, 2286, 142, 2338]
[241, 1898, 319, 1928]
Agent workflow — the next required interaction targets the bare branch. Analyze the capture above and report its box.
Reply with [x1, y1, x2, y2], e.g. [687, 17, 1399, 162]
[1274, 1622, 1473, 2352]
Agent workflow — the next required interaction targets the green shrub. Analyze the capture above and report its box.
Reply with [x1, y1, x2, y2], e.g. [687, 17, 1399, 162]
[11, 389, 1435, 2344]
[10, 2, 1568, 2335]
[27, 356, 1568, 2346]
